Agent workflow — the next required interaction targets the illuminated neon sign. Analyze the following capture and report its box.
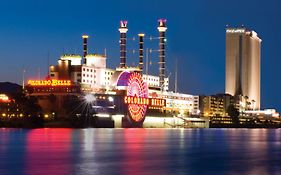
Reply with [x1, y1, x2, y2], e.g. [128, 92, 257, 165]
[226, 29, 245, 33]
[124, 72, 148, 123]
[28, 80, 71, 86]
[121, 72, 165, 125]
[124, 96, 166, 107]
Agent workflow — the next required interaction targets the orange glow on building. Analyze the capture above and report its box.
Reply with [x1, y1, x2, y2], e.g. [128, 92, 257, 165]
[0, 94, 10, 103]
[27, 79, 71, 86]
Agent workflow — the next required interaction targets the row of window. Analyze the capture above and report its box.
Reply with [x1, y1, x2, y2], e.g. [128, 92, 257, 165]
[83, 68, 96, 73]
[82, 68, 113, 75]
[83, 80, 96, 84]
[82, 74, 96, 78]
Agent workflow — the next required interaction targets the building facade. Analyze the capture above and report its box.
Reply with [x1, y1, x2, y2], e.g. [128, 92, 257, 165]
[199, 94, 235, 117]
[225, 27, 261, 109]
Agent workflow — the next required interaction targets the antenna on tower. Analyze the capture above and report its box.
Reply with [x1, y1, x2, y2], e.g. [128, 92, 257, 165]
[104, 48, 107, 57]
[22, 66, 26, 90]
[175, 58, 178, 93]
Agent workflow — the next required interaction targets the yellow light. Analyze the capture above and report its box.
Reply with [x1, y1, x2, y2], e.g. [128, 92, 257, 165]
[2, 113, 6, 117]
[82, 35, 89, 39]
[44, 114, 49, 119]
[28, 79, 71, 86]
[138, 33, 145, 37]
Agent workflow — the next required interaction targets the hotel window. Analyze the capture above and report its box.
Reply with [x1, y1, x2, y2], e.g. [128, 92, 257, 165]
[50, 73, 55, 77]
[83, 68, 85, 71]
[77, 73, 81, 77]
[83, 74, 85, 77]
[90, 69, 93, 72]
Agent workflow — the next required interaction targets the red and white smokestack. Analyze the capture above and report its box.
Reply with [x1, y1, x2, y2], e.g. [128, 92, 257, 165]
[119, 21, 128, 68]
[82, 35, 89, 65]
[157, 19, 167, 91]
[138, 33, 145, 72]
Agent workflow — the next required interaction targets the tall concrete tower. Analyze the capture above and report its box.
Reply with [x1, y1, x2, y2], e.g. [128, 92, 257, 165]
[138, 33, 145, 72]
[82, 35, 89, 65]
[157, 19, 167, 91]
[119, 21, 128, 68]
[225, 27, 261, 109]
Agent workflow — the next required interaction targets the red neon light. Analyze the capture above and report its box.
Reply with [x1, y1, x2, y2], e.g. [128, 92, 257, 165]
[28, 80, 71, 86]
[126, 72, 148, 123]
[124, 96, 165, 107]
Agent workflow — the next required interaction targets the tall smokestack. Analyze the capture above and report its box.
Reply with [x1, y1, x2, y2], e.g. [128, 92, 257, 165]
[138, 33, 145, 72]
[82, 35, 89, 65]
[119, 21, 128, 68]
[157, 19, 167, 91]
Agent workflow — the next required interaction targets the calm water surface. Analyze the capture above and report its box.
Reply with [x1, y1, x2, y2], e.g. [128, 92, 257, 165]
[0, 128, 280, 175]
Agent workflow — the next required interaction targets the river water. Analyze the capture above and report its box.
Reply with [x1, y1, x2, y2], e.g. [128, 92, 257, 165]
[0, 128, 280, 175]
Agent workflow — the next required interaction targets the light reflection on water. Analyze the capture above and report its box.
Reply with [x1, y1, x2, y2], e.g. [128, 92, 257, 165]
[0, 128, 280, 175]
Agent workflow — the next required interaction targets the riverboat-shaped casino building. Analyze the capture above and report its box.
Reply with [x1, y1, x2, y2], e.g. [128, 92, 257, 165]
[26, 20, 208, 128]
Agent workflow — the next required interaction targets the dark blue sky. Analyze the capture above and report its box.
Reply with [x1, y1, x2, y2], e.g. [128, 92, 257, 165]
[0, 0, 280, 110]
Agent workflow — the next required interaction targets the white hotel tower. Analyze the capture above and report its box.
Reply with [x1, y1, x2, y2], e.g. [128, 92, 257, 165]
[225, 27, 261, 109]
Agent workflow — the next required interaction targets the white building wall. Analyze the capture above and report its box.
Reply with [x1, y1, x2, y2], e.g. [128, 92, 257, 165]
[81, 66, 95, 87]
[81, 65, 114, 89]
[85, 54, 106, 68]
[142, 75, 169, 91]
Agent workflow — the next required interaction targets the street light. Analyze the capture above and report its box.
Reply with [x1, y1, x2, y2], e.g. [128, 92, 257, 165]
[83, 93, 96, 127]
[84, 94, 96, 103]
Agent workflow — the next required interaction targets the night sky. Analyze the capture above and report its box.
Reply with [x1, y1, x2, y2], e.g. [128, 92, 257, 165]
[0, 0, 280, 111]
